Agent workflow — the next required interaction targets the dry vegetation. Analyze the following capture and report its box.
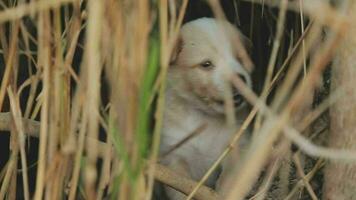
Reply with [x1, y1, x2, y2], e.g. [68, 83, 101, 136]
[0, 0, 355, 200]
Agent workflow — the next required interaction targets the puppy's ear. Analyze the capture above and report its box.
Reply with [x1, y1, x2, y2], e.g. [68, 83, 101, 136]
[169, 36, 183, 65]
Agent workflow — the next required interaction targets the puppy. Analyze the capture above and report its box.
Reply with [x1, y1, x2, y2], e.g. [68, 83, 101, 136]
[160, 18, 252, 199]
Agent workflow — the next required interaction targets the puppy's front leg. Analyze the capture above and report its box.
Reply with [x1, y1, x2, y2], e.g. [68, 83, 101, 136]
[164, 156, 191, 200]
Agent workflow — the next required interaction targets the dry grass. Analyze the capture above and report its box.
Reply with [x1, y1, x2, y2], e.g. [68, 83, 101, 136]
[0, 0, 354, 200]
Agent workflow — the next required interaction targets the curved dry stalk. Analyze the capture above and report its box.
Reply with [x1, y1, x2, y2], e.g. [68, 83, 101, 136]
[154, 163, 221, 200]
[283, 126, 356, 161]
[0, 112, 40, 136]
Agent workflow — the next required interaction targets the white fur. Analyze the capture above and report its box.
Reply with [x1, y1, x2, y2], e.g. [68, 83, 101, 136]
[160, 18, 252, 199]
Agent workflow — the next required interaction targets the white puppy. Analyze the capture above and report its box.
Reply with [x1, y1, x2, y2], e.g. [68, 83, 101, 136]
[160, 18, 252, 199]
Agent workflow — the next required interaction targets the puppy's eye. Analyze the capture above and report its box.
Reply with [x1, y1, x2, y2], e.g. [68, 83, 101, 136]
[200, 61, 214, 69]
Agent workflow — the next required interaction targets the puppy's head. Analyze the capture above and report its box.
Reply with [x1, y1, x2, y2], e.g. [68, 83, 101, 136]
[168, 18, 253, 115]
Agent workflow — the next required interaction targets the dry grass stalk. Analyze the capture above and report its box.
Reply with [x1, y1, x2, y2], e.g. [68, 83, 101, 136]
[154, 163, 221, 200]
[83, 0, 103, 198]
[33, 9, 51, 200]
